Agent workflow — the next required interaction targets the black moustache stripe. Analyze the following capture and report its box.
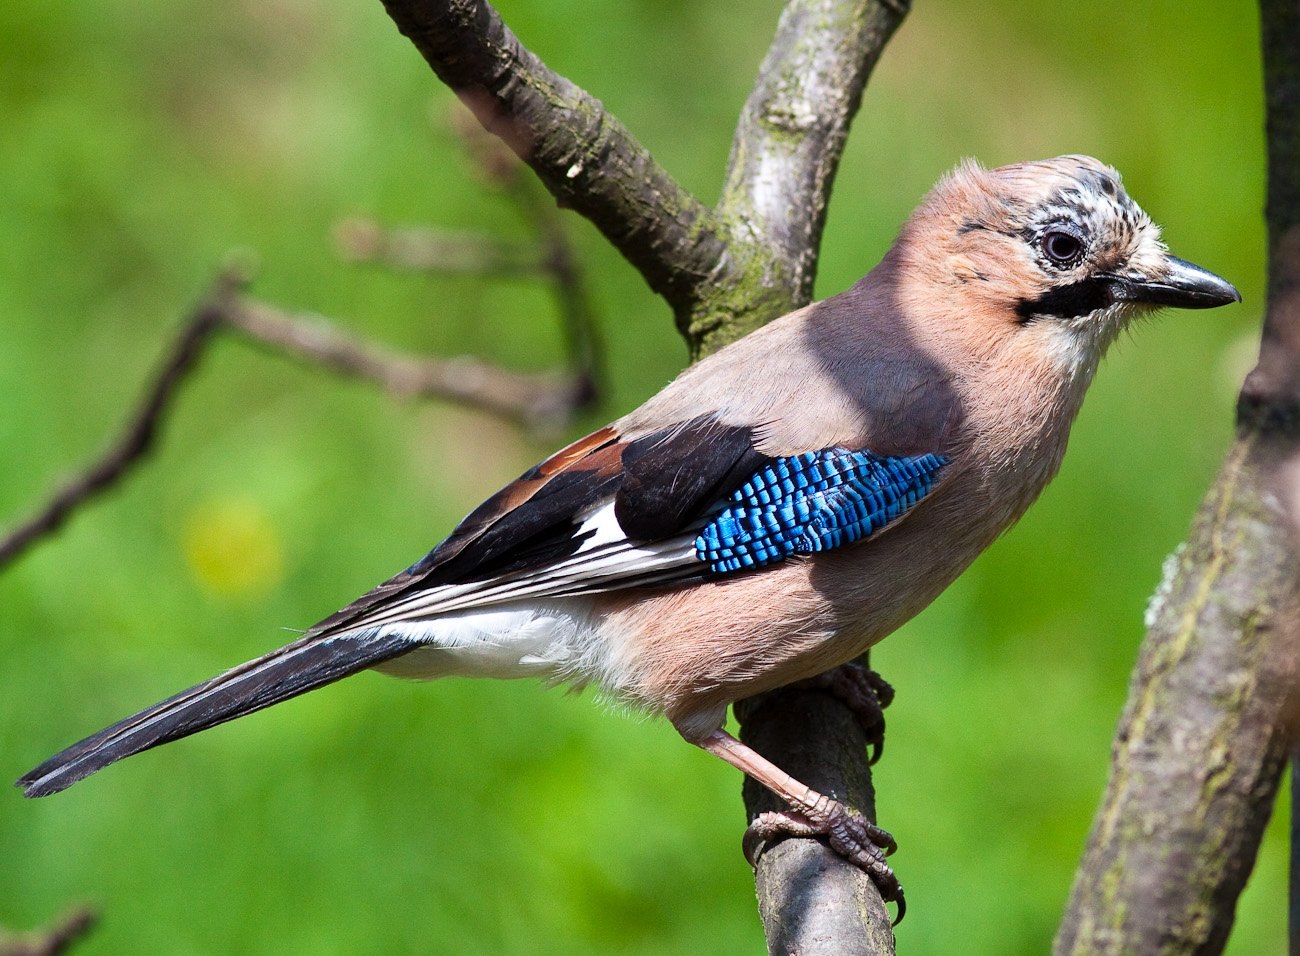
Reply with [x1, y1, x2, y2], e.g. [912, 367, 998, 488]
[1015, 278, 1113, 323]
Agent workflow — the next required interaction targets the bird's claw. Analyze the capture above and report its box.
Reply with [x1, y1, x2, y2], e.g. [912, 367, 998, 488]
[743, 803, 906, 923]
[797, 661, 894, 764]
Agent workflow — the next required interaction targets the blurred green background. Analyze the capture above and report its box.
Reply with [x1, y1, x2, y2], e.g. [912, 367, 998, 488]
[0, 0, 1280, 952]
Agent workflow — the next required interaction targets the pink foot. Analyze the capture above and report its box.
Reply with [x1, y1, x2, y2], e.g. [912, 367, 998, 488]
[690, 728, 906, 922]
[744, 797, 905, 922]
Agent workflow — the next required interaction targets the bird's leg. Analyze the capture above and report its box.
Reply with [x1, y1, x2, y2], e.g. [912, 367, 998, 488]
[690, 728, 904, 913]
[793, 660, 894, 763]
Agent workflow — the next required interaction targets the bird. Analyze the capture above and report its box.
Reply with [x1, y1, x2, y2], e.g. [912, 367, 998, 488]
[17, 155, 1239, 912]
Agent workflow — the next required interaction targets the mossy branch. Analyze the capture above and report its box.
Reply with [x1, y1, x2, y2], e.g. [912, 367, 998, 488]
[1055, 2, 1300, 951]
[1054, 430, 1300, 955]
[702, 0, 908, 355]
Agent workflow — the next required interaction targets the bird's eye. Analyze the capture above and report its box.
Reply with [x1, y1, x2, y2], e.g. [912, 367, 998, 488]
[1042, 229, 1085, 267]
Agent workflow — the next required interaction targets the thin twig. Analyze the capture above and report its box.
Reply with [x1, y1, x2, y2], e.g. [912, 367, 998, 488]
[335, 219, 545, 275]
[0, 273, 593, 573]
[0, 907, 98, 956]
[475, 123, 603, 407]
[376, 0, 729, 315]
[341, 106, 604, 406]
[225, 297, 586, 427]
[0, 272, 241, 569]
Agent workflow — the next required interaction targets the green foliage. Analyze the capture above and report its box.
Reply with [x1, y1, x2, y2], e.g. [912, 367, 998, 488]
[0, 0, 1281, 952]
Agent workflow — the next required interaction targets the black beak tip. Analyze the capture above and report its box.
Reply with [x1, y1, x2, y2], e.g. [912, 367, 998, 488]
[1136, 255, 1242, 310]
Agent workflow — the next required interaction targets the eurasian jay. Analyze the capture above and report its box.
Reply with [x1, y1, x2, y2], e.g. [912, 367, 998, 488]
[17, 155, 1240, 909]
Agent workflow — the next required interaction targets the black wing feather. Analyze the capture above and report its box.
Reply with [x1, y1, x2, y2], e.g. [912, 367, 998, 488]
[615, 417, 769, 540]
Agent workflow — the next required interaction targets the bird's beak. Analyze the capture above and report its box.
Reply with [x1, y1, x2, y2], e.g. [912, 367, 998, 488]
[1107, 256, 1241, 310]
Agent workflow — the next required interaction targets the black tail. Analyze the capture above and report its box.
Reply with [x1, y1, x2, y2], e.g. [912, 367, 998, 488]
[17, 629, 413, 798]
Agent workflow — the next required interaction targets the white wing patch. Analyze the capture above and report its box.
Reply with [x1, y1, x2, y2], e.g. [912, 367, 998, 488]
[348, 502, 701, 676]
[373, 604, 600, 681]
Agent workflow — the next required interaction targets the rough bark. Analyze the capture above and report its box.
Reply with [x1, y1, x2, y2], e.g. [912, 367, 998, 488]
[377, 0, 728, 319]
[1054, 434, 1300, 955]
[1054, 2, 1300, 952]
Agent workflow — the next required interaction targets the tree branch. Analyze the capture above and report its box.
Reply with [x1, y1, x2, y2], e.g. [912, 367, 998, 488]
[463, 113, 605, 405]
[713, 0, 908, 335]
[1055, 2, 1300, 951]
[379, 2, 910, 944]
[713, 3, 907, 951]
[225, 297, 587, 427]
[378, 0, 906, 944]
[377, 0, 728, 316]
[342, 109, 603, 406]
[0, 269, 595, 573]
[1054, 435, 1300, 955]
[335, 219, 546, 275]
[0, 907, 97, 956]
[737, 663, 896, 956]
[0, 273, 237, 569]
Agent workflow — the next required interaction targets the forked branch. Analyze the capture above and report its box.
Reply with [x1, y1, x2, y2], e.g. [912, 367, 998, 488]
[0, 271, 593, 572]
[2, 109, 602, 572]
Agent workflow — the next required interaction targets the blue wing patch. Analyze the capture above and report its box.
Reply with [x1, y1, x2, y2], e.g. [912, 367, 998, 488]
[695, 449, 948, 574]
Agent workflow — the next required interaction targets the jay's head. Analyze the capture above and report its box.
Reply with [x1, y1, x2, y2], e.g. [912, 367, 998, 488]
[898, 154, 1239, 370]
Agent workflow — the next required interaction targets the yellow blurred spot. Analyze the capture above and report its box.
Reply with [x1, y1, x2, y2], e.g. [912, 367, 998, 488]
[182, 497, 285, 600]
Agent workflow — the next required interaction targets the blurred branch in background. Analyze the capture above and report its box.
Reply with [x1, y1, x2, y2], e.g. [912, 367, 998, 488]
[338, 107, 602, 409]
[0, 271, 236, 571]
[226, 294, 591, 427]
[0, 907, 96, 956]
[1055, 1, 1300, 952]
[0, 120, 601, 573]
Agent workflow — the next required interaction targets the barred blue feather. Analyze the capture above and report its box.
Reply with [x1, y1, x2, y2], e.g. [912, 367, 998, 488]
[694, 449, 948, 574]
